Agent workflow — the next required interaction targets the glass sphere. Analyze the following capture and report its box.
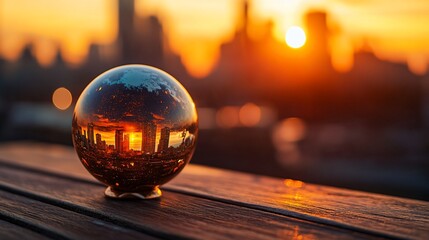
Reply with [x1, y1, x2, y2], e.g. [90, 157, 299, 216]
[72, 65, 198, 199]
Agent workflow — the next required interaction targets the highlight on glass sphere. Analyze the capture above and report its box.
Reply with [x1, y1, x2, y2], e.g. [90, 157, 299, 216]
[72, 65, 198, 199]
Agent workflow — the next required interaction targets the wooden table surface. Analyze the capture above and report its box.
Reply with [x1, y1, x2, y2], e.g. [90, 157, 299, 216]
[0, 142, 428, 240]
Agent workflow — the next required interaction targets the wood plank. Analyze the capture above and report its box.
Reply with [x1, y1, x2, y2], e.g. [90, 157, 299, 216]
[0, 163, 379, 240]
[170, 166, 429, 240]
[0, 142, 428, 239]
[0, 219, 50, 240]
[0, 190, 157, 240]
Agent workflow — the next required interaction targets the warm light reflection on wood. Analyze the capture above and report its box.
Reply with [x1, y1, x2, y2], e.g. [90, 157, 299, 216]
[284, 179, 304, 188]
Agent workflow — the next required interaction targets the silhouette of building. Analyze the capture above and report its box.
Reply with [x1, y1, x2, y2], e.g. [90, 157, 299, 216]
[124, 134, 130, 152]
[303, 11, 331, 72]
[87, 123, 95, 146]
[118, 0, 136, 63]
[142, 122, 157, 153]
[240, 0, 249, 37]
[115, 129, 124, 153]
[158, 127, 170, 152]
[96, 133, 102, 147]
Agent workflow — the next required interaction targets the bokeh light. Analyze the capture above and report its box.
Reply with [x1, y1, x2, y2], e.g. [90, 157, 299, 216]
[52, 87, 72, 110]
[197, 107, 217, 129]
[272, 118, 306, 167]
[275, 143, 301, 166]
[272, 117, 306, 144]
[285, 26, 306, 49]
[239, 103, 261, 127]
[216, 106, 240, 128]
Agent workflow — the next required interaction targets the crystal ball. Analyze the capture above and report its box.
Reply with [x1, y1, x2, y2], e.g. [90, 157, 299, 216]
[72, 65, 198, 199]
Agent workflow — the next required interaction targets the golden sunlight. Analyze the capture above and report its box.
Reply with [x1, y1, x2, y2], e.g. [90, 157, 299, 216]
[128, 132, 141, 150]
[129, 133, 136, 144]
[285, 26, 306, 49]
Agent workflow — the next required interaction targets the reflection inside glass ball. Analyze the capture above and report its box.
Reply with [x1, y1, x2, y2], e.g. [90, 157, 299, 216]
[72, 65, 198, 199]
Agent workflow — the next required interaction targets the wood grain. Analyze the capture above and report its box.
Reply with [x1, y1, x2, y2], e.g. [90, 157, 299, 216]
[170, 165, 429, 240]
[0, 142, 428, 239]
[0, 219, 50, 240]
[0, 190, 156, 240]
[0, 163, 378, 240]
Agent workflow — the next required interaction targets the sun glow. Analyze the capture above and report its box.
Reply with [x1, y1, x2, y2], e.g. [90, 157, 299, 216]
[129, 133, 136, 143]
[285, 26, 306, 49]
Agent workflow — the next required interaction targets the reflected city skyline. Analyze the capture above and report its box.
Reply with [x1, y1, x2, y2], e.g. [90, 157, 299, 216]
[74, 121, 191, 153]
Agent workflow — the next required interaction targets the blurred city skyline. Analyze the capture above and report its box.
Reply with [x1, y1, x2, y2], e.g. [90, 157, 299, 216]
[2, 0, 427, 127]
[2, 0, 429, 78]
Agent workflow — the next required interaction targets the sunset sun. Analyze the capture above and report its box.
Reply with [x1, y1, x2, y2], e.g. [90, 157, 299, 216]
[285, 26, 306, 49]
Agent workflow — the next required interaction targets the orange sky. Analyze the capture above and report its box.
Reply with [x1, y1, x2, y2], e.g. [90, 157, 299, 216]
[0, 0, 117, 66]
[136, 0, 241, 78]
[1, 0, 428, 75]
